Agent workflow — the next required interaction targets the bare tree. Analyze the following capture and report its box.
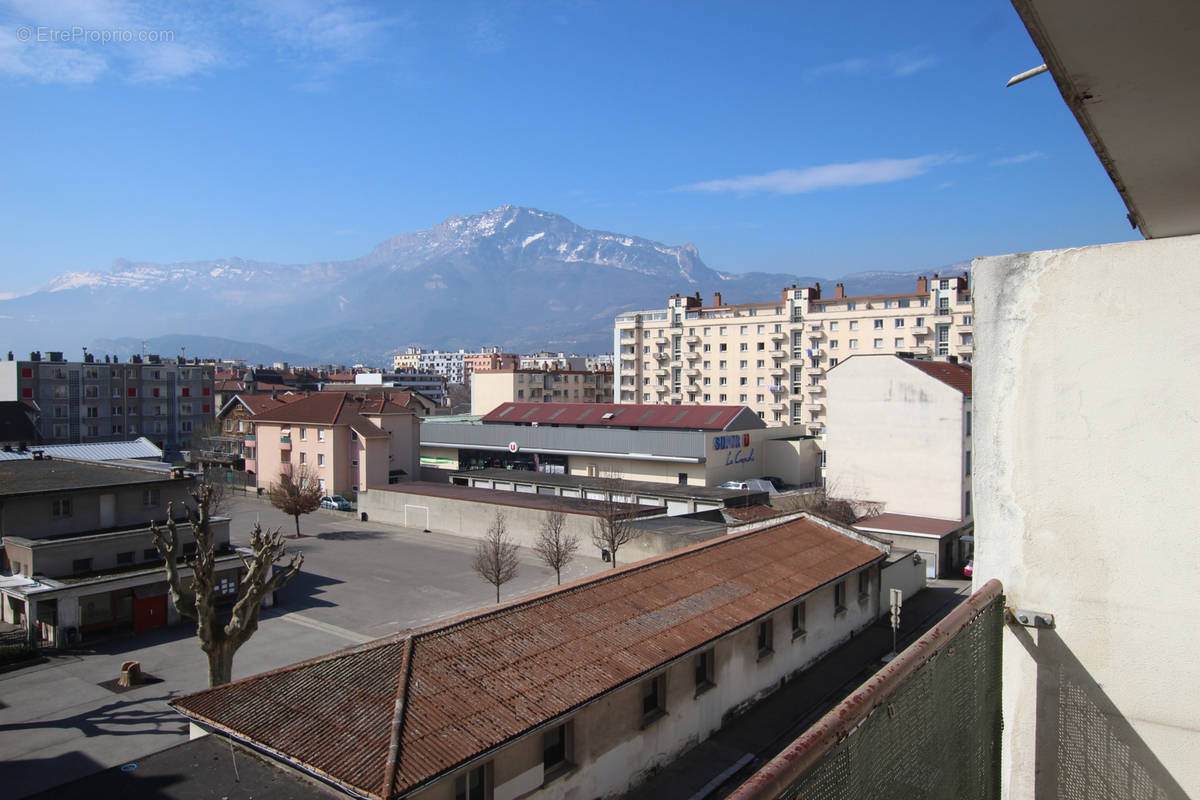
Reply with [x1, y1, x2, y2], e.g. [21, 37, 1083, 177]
[589, 476, 642, 569]
[151, 484, 303, 687]
[472, 509, 520, 603]
[533, 510, 579, 584]
[775, 481, 881, 526]
[268, 465, 323, 538]
[198, 469, 231, 518]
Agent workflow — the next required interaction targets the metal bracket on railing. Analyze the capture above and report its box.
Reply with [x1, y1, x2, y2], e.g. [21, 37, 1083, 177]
[1006, 607, 1054, 629]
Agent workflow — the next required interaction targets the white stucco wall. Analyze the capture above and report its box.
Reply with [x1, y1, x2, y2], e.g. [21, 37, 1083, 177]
[974, 235, 1200, 800]
[824, 355, 966, 520]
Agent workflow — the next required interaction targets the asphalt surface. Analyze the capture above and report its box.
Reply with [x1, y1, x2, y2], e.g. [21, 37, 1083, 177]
[0, 495, 606, 798]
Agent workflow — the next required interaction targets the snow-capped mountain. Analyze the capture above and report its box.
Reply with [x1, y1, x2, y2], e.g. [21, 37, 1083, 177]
[0, 206, 960, 364]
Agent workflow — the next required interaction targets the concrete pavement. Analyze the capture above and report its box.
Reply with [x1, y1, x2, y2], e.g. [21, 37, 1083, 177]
[0, 495, 608, 798]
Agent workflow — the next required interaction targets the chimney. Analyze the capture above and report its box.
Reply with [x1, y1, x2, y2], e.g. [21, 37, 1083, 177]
[713, 292, 723, 306]
[835, 283, 845, 299]
[917, 276, 928, 293]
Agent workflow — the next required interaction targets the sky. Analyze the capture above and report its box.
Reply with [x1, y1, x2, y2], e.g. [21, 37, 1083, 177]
[0, 0, 1138, 293]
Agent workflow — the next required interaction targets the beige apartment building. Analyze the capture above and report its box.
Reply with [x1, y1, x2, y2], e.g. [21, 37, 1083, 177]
[470, 367, 614, 414]
[613, 275, 973, 431]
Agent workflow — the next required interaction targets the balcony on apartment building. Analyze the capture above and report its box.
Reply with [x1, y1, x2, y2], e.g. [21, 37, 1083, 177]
[653, 351, 671, 361]
[279, 435, 291, 449]
[769, 349, 789, 360]
[910, 325, 931, 336]
[908, 344, 932, 356]
[806, 325, 826, 339]
[805, 366, 825, 376]
[769, 367, 787, 378]
[807, 384, 825, 396]
[653, 335, 670, 345]
[686, 335, 701, 344]
[685, 350, 701, 361]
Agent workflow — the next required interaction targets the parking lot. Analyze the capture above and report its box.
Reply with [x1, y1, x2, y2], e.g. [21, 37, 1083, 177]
[0, 495, 607, 798]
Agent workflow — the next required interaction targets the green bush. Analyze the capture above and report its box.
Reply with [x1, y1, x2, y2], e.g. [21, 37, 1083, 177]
[0, 644, 37, 666]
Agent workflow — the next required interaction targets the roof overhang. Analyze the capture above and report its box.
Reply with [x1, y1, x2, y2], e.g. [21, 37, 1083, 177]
[1012, 0, 1200, 238]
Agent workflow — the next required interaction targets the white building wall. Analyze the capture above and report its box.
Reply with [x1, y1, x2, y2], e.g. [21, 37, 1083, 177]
[974, 235, 1200, 800]
[824, 356, 965, 520]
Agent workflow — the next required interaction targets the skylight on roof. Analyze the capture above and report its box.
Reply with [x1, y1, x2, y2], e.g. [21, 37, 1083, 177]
[705, 412, 722, 425]
[497, 406, 515, 418]
[549, 408, 566, 419]
[522, 408, 539, 419]
[670, 410, 688, 423]
[637, 410, 654, 423]
[601, 412, 615, 419]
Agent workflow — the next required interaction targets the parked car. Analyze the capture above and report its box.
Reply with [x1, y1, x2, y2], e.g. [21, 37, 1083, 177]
[963, 559, 974, 578]
[718, 480, 750, 490]
[717, 479, 778, 493]
[320, 495, 352, 511]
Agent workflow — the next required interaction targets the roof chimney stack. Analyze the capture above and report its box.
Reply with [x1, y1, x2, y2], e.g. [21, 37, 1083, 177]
[713, 292, 723, 306]
[835, 283, 845, 299]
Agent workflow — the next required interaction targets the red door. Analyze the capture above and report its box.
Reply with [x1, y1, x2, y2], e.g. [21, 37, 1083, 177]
[133, 594, 167, 633]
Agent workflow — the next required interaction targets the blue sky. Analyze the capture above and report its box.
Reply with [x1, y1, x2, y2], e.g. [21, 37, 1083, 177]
[0, 0, 1136, 292]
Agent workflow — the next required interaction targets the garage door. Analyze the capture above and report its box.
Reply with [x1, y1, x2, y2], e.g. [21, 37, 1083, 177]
[561, 488, 581, 498]
[637, 495, 659, 506]
[919, 550, 937, 579]
[515, 483, 535, 493]
[694, 502, 721, 512]
[665, 499, 690, 516]
[584, 490, 606, 500]
[493, 481, 512, 491]
[471, 479, 492, 489]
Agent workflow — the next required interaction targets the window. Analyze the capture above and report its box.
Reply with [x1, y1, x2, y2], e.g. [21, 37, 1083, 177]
[216, 575, 236, 596]
[642, 674, 666, 722]
[829, 321, 838, 331]
[719, 343, 727, 351]
[829, 358, 838, 367]
[966, 411, 972, 436]
[299, 452, 307, 465]
[152, 387, 160, 398]
[873, 338, 883, 349]
[739, 343, 748, 351]
[834, 581, 847, 613]
[128, 387, 137, 397]
[143, 488, 160, 506]
[454, 763, 491, 800]
[695, 648, 715, 694]
[719, 360, 727, 369]
[678, 472, 688, 485]
[318, 453, 325, 467]
[965, 490, 972, 516]
[791, 602, 807, 638]
[874, 319, 884, 329]
[117, 551, 134, 565]
[895, 318, 905, 328]
[830, 339, 839, 349]
[318, 429, 325, 442]
[848, 321, 859, 331]
[72, 558, 92, 573]
[543, 723, 571, 780]
[848, 339, 858, 350]
[299, 427, 307, 441]
[757, 619, 774, 658]
[858, 570, 871, 601]
[739, 360, 748, 369]
[52, 498, 72, 517]
[965, 450, 971, 475]
[181, 420, 193, 432]
[847, 301, 857, 311]
[85, 385, 99, 398]
[915, 316, 925, 327]
[895, 338, 904, 347]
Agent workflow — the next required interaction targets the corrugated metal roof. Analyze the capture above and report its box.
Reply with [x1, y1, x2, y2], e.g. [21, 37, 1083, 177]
[0, 437, 163, 463]
[480, 402, 763, 431]
[171, 516, 885, 799]
[854, 512, 967, 538]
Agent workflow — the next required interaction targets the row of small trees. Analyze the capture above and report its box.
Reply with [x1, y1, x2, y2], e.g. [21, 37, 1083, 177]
[472, 485, 642, 603]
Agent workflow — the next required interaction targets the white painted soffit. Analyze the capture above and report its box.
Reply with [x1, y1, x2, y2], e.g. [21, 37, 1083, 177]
[1012, 0, 1200, 238]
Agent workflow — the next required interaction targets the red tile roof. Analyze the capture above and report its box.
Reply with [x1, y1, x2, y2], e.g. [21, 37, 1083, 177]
[171, 517, 884, 799]
[481, 402, 762, 430]
[901, 359, 972, 397]
[231, 392, 307, 416]
[853, 512, 967, 538]
[253, 392, 348, 424]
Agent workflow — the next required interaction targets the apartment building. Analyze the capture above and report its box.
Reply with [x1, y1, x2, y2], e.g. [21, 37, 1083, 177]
[470, 367, 614, 414]
[613, 276, 973, 431]
[0, 352, 215, 455]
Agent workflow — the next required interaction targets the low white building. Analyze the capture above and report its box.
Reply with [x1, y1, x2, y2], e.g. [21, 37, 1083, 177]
[172, 514, 888, 800]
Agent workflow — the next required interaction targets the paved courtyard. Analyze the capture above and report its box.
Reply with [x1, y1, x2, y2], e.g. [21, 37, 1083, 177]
[0, 495, 607, 798]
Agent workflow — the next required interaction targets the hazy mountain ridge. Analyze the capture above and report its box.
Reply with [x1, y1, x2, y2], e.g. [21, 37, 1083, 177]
[0, 206, 966, 364]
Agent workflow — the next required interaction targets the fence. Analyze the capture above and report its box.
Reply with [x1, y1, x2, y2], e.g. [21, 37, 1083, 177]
[727, 579, 1005, 800]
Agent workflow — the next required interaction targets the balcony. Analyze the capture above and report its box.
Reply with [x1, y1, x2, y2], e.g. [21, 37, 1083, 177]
[769, 349, 788, 360]
[684, 350, 701, 361]
[806, 366, 825, 376]
[653, 367, 669, 377]
[807, 327, 825, 339]
[685, 335, 701, 344]
[911, 325, 931, 336]
[279, 462, 293, 476]
[653, 351, 670, 361]
[279, 436, 291, 449]
[808, 402, 825, 413]
[909, 345, 931, 356]
[653, 336, 669, 345]
[619, 353, 637, 363]
[244, 434, 256, 442]
[770, 331, 788, 341]
[686, 368, 701, 377]
[769, 367, 787, 377]
[807, 384, 825, 396]
[769, 384, 787, 394]
[770, 402, 787, 411]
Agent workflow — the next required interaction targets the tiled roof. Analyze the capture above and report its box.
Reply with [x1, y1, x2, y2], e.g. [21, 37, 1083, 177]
[171, 516, 885, 799]
[901, 359, 972, 397]
[481, 402, 763, 431]
[252, 393, 347, 424]
[229, 392, 306, 417]
[853, 512, 967, 538]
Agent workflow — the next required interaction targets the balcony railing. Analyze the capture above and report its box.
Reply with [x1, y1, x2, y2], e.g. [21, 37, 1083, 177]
[727, 580, 1003, 800]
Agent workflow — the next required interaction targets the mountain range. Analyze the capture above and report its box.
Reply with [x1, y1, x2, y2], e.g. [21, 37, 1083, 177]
[0, 206, 967, 365]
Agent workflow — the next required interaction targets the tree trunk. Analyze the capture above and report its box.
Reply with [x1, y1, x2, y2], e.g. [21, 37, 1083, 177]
[207, 641, 237, 687]
[495, 583, 500, 603]
[555, 567, 561, 585]
[293, 514, 302, 538]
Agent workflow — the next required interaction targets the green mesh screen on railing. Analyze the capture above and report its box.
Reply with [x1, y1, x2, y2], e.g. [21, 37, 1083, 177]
[730, 581, 1004, 800]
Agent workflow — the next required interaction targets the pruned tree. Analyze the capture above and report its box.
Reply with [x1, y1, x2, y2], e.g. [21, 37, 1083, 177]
[151, 483, 303, 687]
[533, 510, 579, 584]
[268, 465, 323, 538]
[590, 475, 642, 569]
[472, 509, 520, 603]
[775, 481, 881, 526]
